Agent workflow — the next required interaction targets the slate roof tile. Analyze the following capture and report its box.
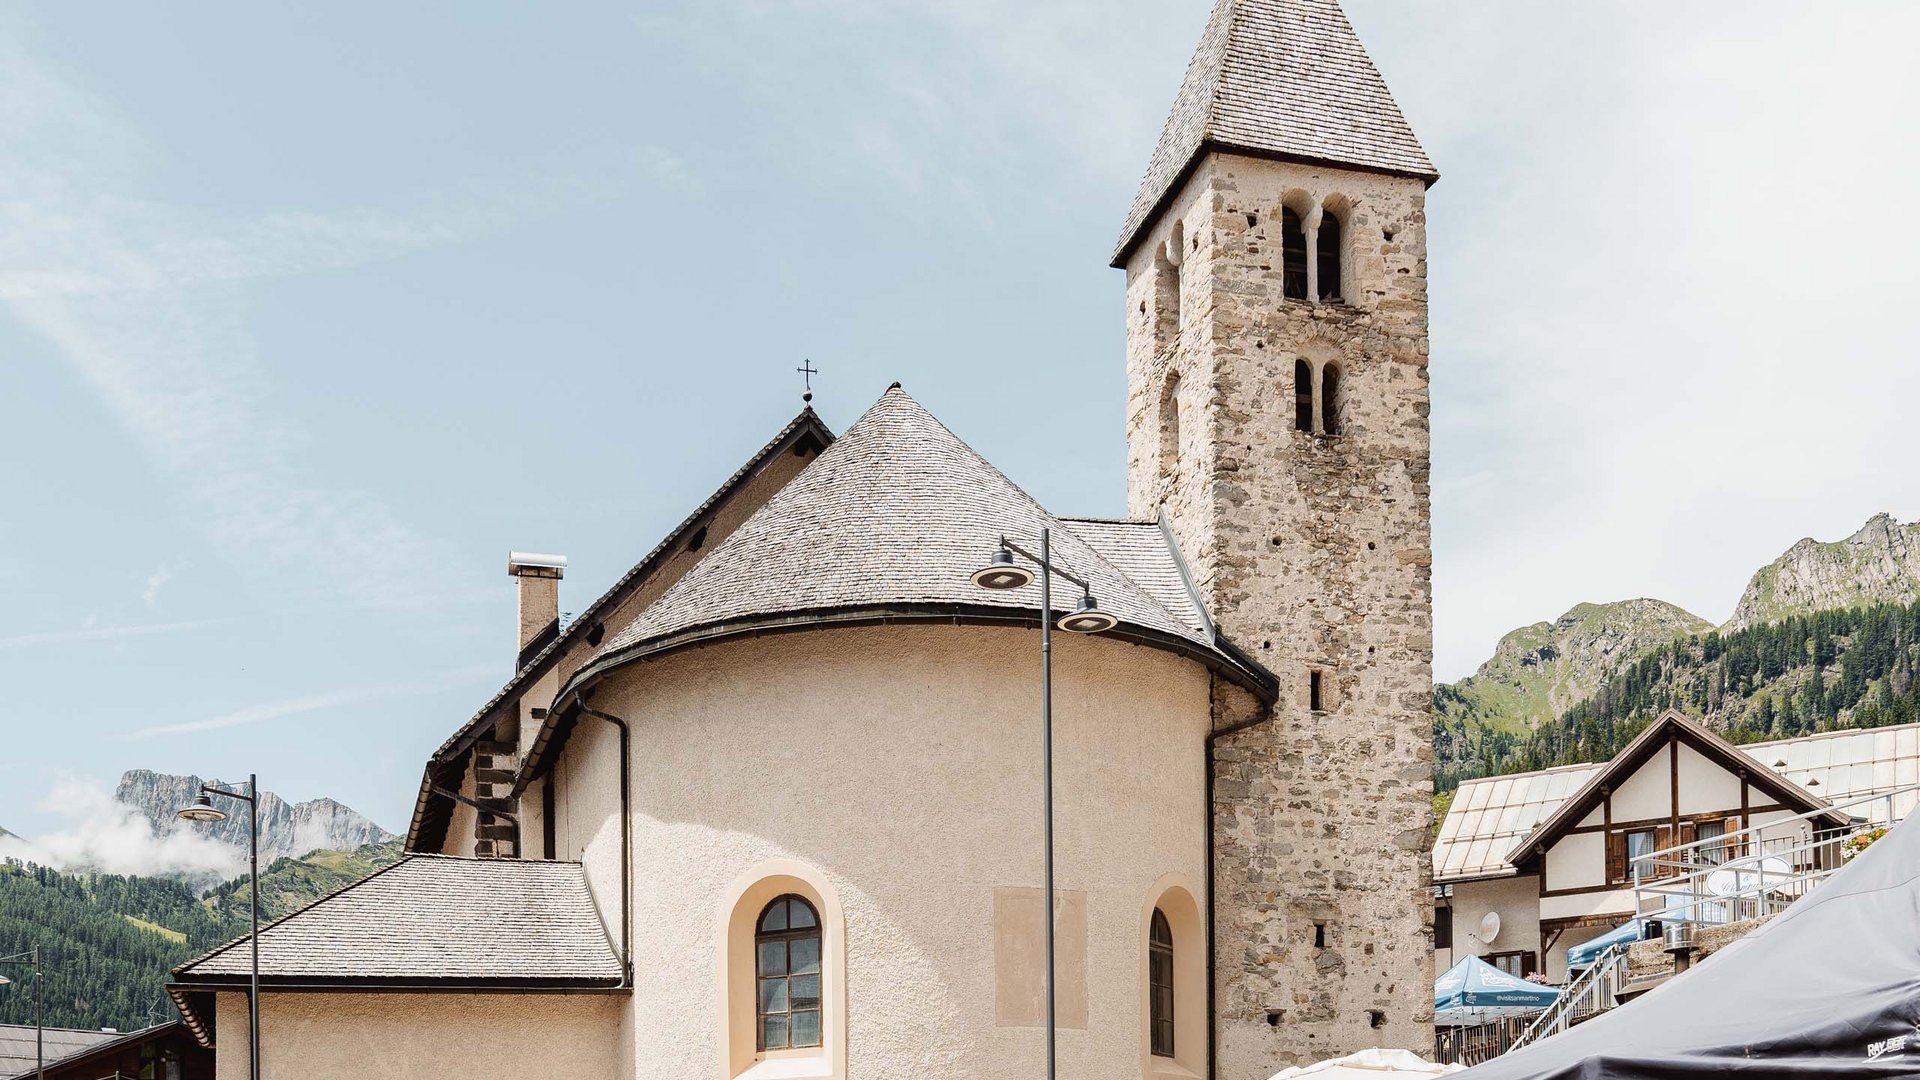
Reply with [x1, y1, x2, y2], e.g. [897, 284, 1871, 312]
[171, 855, 621, 984]
[1115, 0, 1436, 265]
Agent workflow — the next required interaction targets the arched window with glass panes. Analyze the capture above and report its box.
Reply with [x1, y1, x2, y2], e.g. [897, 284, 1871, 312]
[1149, 908, 1175, 1057]
[756, 895, 823, 1051]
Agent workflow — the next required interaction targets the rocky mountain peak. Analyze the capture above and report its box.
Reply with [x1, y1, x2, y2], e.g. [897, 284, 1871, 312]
[113, 770, 394, 865]
[1444, 598, 1714, 734]
[1726, 514, 1920, 632]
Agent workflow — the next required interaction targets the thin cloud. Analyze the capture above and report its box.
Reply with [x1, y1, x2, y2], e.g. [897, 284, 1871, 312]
[122, 665, 497, 740]
[0, 28, 474, 615]
[0, 618, 226, 651]
[139, 564, 173, 609]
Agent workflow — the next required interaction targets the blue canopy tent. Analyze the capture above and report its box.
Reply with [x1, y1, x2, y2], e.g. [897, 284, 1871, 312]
[1566, 919, 1645, 971]
[1434, 955, 1562, 1027]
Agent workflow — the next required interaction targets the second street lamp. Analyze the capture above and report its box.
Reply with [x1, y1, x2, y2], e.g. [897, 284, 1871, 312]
[177, 775, 262, 1080]
[0, 947, 44, 1080]
[969, 527, 1113, 1080]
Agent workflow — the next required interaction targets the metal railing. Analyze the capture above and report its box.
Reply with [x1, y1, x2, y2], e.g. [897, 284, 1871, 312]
[1435, 1015, 1535, 1067]
[1507, 941, 1629, 1052]
[1631, 785, 1915, 927]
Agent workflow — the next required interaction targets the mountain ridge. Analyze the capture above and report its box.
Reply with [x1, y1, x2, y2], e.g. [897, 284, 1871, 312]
[113, 770, 394, 866]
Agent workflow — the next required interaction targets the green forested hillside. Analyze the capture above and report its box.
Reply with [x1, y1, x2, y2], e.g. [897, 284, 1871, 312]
[0, 840, 402, 1032]
[1437, 599, 1920, 790]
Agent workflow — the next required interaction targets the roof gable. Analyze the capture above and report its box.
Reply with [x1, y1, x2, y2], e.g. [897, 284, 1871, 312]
[406, 407, 833, 851]
[1505, 711, 1846, 867]
[1113, 0, 1436, 266]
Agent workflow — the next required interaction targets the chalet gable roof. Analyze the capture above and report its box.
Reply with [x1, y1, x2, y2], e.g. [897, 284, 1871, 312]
[1504, 710, 1848, 868]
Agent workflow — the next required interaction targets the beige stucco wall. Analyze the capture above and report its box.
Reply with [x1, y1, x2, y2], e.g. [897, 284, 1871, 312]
[1543, 831, 1605, 892]
[1538, 887, 1635, 924]
[554, 623, 1212, 1080]
[1610, 748, 1672, 822]
[1445, 875, 1540, 973]
[1676, 743, 1742, 816]
[212, 991, 623, 1080]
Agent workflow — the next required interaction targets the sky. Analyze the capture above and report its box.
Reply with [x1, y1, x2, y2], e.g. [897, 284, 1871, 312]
[2, 1, 1918, 848]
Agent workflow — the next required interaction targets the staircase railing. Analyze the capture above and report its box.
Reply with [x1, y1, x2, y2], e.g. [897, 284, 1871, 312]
[1632, 784, 1919, 928]
[1509, 941, 1628, 1052]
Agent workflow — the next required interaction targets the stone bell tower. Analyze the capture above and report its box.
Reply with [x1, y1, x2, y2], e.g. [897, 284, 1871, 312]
[1115, 0, 1438, 1073]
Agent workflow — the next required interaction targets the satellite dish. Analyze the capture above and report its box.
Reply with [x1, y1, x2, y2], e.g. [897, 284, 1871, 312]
[1478, 911, 1502, 944]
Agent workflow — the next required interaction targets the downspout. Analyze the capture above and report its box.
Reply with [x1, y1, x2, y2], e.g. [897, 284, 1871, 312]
[430, 784, 522, 856]
[578, 694, 634, 989]
[1204, 737, 1218, 1080]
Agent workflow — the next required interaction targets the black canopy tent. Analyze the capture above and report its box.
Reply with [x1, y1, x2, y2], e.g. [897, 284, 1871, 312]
[1459, 812, 1920, 1079]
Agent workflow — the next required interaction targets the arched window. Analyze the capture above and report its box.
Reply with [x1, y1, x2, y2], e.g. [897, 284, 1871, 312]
[1320, 363, 1342, 436]
[1158, 371, 1182, 480]
[1149, 909, 1175, 1057]
[1316, 212, 1342, 302]
[1294, 359, 1314, 433]
[756, 895, 823, 1051]
[1281, 208, 1308, 300]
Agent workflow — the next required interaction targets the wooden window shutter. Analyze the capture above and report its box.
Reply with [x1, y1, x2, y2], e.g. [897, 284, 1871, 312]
[1679, 822, 1697, 846]
[1724, 816, 1744, 859]
[1654, 827, 1673, 878]
[1606, 831, 1626, 883]
[1521, 951, 1538, 978]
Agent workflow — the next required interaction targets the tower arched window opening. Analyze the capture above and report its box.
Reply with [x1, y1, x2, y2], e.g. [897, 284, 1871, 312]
[1159, 371, 1182, 481]
[1293, 360, 1313, 433]
[1281, 208, 1309, 300]
[1316, 213, 1343, 302]
[1320, 363, 1342, 436]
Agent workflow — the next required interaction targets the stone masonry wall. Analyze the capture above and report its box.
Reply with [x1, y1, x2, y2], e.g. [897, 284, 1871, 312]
[1126, 153, 1435, 1076]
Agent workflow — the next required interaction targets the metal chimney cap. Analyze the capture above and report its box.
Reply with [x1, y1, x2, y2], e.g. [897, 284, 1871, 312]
[508, 551, 568, 575]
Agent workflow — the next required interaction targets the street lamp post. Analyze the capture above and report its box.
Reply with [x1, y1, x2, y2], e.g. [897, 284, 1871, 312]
[970, 528, 1117, 1080]
[177, 775, 261, 1080]
[0, 946, 44, 1080]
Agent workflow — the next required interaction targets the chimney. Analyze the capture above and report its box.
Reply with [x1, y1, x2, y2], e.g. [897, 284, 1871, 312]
[507, 552, 567, 670]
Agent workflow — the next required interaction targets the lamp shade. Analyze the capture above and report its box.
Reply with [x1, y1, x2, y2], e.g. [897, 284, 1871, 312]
[1056, 593, 1118, 634]
[970, 546, 1035, 591]
[176, 792, 227, 823]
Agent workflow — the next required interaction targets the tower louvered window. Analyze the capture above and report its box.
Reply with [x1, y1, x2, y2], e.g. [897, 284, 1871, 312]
[1281, 208, 1309, 300]
[756, 895, 823, 1050]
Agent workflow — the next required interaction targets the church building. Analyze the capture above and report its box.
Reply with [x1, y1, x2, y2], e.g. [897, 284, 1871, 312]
[168, 1, 1441, 1077]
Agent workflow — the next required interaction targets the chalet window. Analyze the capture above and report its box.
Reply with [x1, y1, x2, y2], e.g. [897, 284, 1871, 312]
[1316, 213, 1343, 302]
[1281, 208, 1309, 300]
[1625, 829, 1657, 882]
[756, 895, 823, 1050]
[1294, 360, 1314, 432]
[1695, 820, 1727, 866]
[1486, 950, 1536, 978]
[1149, 909, 1175, 1057]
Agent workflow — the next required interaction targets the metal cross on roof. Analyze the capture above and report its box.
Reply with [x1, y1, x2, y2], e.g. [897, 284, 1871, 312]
[797, 359, 817, 403]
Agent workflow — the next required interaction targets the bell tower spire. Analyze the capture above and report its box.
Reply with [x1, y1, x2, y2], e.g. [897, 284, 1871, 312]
[1119, 0, 1438, 1073]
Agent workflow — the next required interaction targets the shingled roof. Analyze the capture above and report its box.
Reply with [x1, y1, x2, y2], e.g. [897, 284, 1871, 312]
[513, 386, 1273, 783]
[0, 1024, 122, 1078]
[586, 386, 1259, 676]
[168, 855, 622, 1043]
[1113, 0, 1436, 266]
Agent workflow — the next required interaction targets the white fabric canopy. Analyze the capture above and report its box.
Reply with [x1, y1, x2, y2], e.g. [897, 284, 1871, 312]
[1269, 1047, 1466, 1078]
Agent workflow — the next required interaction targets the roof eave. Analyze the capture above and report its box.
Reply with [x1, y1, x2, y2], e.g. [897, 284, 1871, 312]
[514, 602, 1279, 794]
[1110, 138, 1440, 269]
